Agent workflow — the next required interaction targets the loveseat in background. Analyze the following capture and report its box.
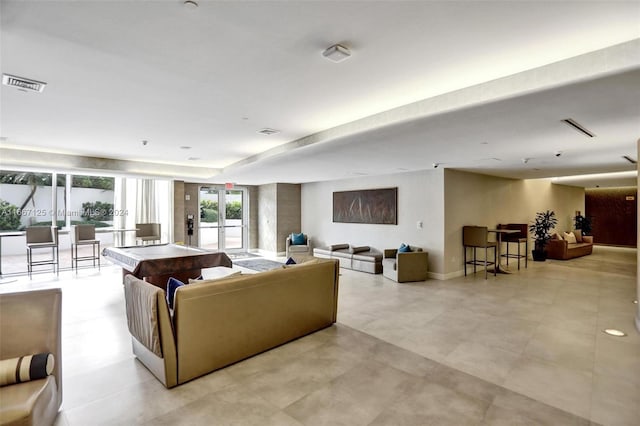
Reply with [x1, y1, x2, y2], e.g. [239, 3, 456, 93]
[313, 244, 382, 274]
[546, 232, 594, 260]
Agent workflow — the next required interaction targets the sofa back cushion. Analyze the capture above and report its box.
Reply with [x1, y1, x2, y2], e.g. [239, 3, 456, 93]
[563, 231, 577, 244]
[573, 229, 583, 243]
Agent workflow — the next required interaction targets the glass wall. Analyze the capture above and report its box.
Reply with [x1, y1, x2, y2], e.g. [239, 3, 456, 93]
[0, 170, 55, 230]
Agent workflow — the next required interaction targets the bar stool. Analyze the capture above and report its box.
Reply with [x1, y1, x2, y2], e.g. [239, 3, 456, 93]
[463, 225, 497, 279]
[136, 223, 161, 245]
[26, 226, 59, 278]
[71, 224, 101, 271]
[498, 223, 528, 270]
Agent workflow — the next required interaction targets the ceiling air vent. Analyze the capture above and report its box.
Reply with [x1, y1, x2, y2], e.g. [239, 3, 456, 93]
[2, 74, 47, 93]
[622, 155, 637, 164]
[561, 118, 595, 138]
[257, 128, 280, 135]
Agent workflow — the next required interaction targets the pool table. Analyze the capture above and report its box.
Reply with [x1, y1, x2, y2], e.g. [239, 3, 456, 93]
[102, 243, 232, 289]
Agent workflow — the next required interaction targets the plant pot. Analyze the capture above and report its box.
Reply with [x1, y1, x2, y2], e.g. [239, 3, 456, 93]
[532, 250, 547, 262]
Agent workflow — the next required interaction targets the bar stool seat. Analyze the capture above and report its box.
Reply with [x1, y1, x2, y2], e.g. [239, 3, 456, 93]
[463, 225, 497, 279]
[72, 224, 100, 271]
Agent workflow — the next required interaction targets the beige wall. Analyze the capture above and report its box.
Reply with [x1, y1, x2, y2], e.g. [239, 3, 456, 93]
[301, 169, 446, 276]
[173, 180, 185, 244]
[248, 186, 259, 250]
[276, 184, 302, 253]
[443, 169, 585, 276]
[258, 184, 278, 252]
[257, 183, 302, 254]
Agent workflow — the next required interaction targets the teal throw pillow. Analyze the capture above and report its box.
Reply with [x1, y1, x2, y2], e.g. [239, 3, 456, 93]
[398, 243, 412, 253]
[291, 233, 306, 245]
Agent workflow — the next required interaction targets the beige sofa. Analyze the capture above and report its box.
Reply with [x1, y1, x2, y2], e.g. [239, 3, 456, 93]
[313, 244, 382, 274]
[0, 288, 62, 426]
[546, 232, 594, 260]
[123, 259, 339, 388]
[383, 246, 429, 282]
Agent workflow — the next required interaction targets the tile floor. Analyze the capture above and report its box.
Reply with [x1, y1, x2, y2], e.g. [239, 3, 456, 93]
[0, 245, 638, 425]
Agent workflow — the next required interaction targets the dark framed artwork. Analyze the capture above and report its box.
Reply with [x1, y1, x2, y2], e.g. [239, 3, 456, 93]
[333, 187, 397, 224]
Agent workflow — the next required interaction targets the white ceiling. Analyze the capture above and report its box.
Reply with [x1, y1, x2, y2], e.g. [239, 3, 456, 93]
[1, 0, 640, 186]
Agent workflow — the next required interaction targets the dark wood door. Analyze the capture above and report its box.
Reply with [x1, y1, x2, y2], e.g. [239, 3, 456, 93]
[585, 188, 637, 247]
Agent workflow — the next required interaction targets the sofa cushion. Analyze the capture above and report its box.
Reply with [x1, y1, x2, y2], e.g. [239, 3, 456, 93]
[0, 376, 58, 426]
[348, 245, 370, 254]
[291, 233, 306, 245]
[573, 229, 583, 243]
[563, 232, 577, 244]
[0, 353, 54, 387]
[329, 243, 349, 251]
[352, 251, 383, 261]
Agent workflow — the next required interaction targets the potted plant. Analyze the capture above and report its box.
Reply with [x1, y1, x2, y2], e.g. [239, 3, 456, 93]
[529, 210, 558, 261]
[574, 212, 592, 236]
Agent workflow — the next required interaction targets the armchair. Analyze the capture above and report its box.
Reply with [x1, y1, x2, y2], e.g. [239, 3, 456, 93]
[0, 288, 62, 425]
[382, 245, 428, 283]
[286, 233, 312, 261]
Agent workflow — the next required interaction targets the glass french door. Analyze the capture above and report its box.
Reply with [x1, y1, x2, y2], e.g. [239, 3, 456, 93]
[198, 186, 247, 251]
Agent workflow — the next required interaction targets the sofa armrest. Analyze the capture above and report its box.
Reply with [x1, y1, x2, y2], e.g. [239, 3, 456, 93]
[397, 251, 429, 282]
[124, 275, 178, 387]
[0, 288, 62, 411]
[546, 239, 567, 258]
[582, 235, 593, 244]
[384, 249, 398, 259]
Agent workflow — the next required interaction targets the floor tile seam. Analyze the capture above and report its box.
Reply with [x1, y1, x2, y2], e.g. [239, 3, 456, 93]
[341, 324, 595, 425]
[60, 372, 160, 414]
[519, 339, 597, 377]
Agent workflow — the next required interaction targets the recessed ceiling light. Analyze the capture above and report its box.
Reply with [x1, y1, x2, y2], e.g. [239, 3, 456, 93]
[188, 157, 200, 161]
[633, 300, 638, 304]
[480, 142, 489, 145]
[2, 74, 47, 93]
[257, 128, 280, 135]
[322, 44, 351, 62]
[180, 146, 192, 150]
[603, 328, 627, 337]
[183, 0, 198, 8]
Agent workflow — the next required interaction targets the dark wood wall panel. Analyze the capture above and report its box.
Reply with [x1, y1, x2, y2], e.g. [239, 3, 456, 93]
[585, 187, 637, 247]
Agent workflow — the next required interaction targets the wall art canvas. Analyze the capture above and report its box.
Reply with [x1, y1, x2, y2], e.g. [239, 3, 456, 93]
[333, 187, 397, 224]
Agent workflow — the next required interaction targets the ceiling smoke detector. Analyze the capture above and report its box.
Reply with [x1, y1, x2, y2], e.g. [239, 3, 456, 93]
[2, 74, 47, 93]
[257, 128, 280, 135]
[322, 44, 351, 62]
